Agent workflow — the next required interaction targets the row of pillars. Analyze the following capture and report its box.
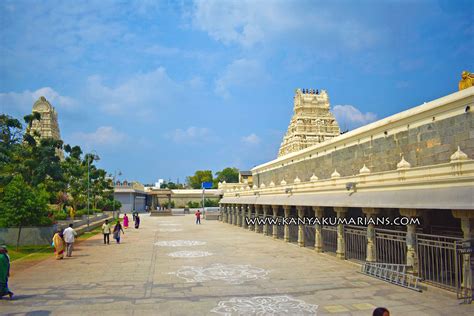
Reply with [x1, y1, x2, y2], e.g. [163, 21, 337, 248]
[220, 204, 473, 278]
[220, 204, 383, 260]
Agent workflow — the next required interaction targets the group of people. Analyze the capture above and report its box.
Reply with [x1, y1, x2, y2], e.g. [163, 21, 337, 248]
[101, 220, 124, 244]
[101, 213, 141, 245]
[52, 223, 78, 260]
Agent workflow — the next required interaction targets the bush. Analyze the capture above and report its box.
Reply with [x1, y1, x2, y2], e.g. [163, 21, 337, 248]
[204, 199, 219, 207]
[97, 199, 122, 212]
[187, 201, 200, 208]
[53, 212, 68, 220]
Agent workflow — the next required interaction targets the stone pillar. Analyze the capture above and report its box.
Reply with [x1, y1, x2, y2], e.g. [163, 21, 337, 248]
[453, 210, 474, 293]
[248, 205, 254, 231]
[262, 205, 270, 236]
[400, 208, 421, 274]
[254, 205, 261, 233]
[335, 207, 348, 259]
[234, 204, 239, 226]
[363, 208, 379, 262]
[283, 205, 291, 242]
[297, 206, 305, 247]
[223, 204, 228, 223]
[236, 205, 242, 227]
[272, 205, 279, 239]
[313, 206, 324, 252]
[241, 205, 248, 229]
[231, 204, 235, 225]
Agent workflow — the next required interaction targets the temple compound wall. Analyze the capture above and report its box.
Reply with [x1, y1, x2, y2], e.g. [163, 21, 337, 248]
[219, 86, 474, 297]
[255, 88, 474, 186]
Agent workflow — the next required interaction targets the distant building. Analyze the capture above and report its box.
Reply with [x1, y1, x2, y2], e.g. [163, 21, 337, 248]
[239, 171, 253, 185]
[113, 180, 148, 212]
[29, 96, 64, 159]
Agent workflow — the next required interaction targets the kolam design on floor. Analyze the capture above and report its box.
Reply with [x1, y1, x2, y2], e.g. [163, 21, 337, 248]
[169, 263, 269, 284]
[154, 240, 207, 247]
[168, 251, 213, 258]
[210, 295, 319, 315]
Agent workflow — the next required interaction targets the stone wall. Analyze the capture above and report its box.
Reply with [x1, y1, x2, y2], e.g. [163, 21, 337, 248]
[0, 226, 57, 246]
[256, 111, 474, 185]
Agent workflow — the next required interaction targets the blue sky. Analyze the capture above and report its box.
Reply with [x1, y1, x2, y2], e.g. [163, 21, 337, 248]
[1, 0, 473, 184]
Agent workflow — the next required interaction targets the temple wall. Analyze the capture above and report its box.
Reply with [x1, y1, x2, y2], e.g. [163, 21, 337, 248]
[254, 89, 474, 186]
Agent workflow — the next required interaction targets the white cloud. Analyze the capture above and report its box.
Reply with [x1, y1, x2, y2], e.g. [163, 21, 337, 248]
[241, 133, 261, 145]
[191, 0, 379, 49]
[86, 67, 182, 119]
[144, 44, 181, 56]
[332, 105, 377, 131]
[71, 126, 128, 148]
[215, 58, 268, 98]
[165, 126, 215, 144]
[0, 87, 76, 117]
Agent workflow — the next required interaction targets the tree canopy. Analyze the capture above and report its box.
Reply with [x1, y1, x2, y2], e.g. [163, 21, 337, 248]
[0, 113, 118, 231]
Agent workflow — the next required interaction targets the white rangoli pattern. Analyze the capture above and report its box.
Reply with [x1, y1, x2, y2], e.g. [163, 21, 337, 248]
[210, 295, 318, 316]
[168, 251, 213, 258]
[155, 240, 207, 247]
[158, 228, 183, 232]
[169, 263, 268, 284]
[157, 223, 181, 226]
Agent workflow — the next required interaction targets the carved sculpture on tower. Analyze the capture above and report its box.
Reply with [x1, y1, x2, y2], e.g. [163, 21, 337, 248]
[278, 88, 340, 157]
[29, 96, 64, 159]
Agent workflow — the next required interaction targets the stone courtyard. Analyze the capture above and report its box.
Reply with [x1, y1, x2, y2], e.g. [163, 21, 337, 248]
[1, 214, 472, 316]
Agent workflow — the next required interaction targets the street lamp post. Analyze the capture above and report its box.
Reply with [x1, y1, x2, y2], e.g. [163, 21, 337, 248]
[87, 151, 100, 228]
[113, 170, 122, 219]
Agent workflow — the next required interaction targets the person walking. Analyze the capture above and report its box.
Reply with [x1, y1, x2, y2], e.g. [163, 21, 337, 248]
[135, 214, 140, 229]
[123, 214, 129, 229]
[195, 209, 201, 225]
[113, 221, 125, 243]
[63, 224, 77, 257]
[52, 229, 65, 259]
[0, 245, 13, 300]
[102, 220, 111, 244]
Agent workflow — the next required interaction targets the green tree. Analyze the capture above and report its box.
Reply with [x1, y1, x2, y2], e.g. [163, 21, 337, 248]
[186, 170, 213, 189]
[213, 167, 239, 188]
[0, 175, 50, 249]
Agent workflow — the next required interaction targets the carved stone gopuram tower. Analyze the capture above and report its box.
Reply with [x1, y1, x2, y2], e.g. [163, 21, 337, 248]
[29, 96, 64, 159]
[278, 88, 340, 157]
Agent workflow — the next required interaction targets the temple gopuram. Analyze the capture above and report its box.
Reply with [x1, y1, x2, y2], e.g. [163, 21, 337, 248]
[278, 88, 340, 157]
[29, 96, 64, 159]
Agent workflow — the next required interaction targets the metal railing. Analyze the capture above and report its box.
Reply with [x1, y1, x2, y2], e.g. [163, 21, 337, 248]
[322, 226, 337, 253]
[289, 221, 298, 243]
[276, 216, 284, 239]
[304, 225, 315, 248]
[417, 233, 463, 292]
[345, 225, 367, 262]
[375, 228, 406, 264]
[255, 215, 264, 233]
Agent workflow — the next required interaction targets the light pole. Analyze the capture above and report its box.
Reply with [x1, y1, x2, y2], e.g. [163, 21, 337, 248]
[113, 170, 122, 219]
[87, 151, 100, 227]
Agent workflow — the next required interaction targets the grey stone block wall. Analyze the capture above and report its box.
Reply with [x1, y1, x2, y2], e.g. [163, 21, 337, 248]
[0, 226, 57, 246]
[256, 112, 474, 185]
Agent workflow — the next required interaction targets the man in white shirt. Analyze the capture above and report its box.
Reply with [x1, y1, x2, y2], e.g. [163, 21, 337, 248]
[63, 224, 77, 257]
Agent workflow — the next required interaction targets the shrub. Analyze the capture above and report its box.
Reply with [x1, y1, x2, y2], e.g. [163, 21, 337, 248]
[187, 201, 200, 208]
[53, 212, 68, 221]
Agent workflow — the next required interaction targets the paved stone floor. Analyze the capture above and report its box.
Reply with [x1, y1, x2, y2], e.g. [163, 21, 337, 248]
[1, 215, 472, 315]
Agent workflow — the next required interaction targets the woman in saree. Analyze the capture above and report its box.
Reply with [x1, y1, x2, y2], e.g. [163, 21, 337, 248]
[52, 229, 65, 260]
[0, 245, 13, 299]
[123, 213, 129, 229]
